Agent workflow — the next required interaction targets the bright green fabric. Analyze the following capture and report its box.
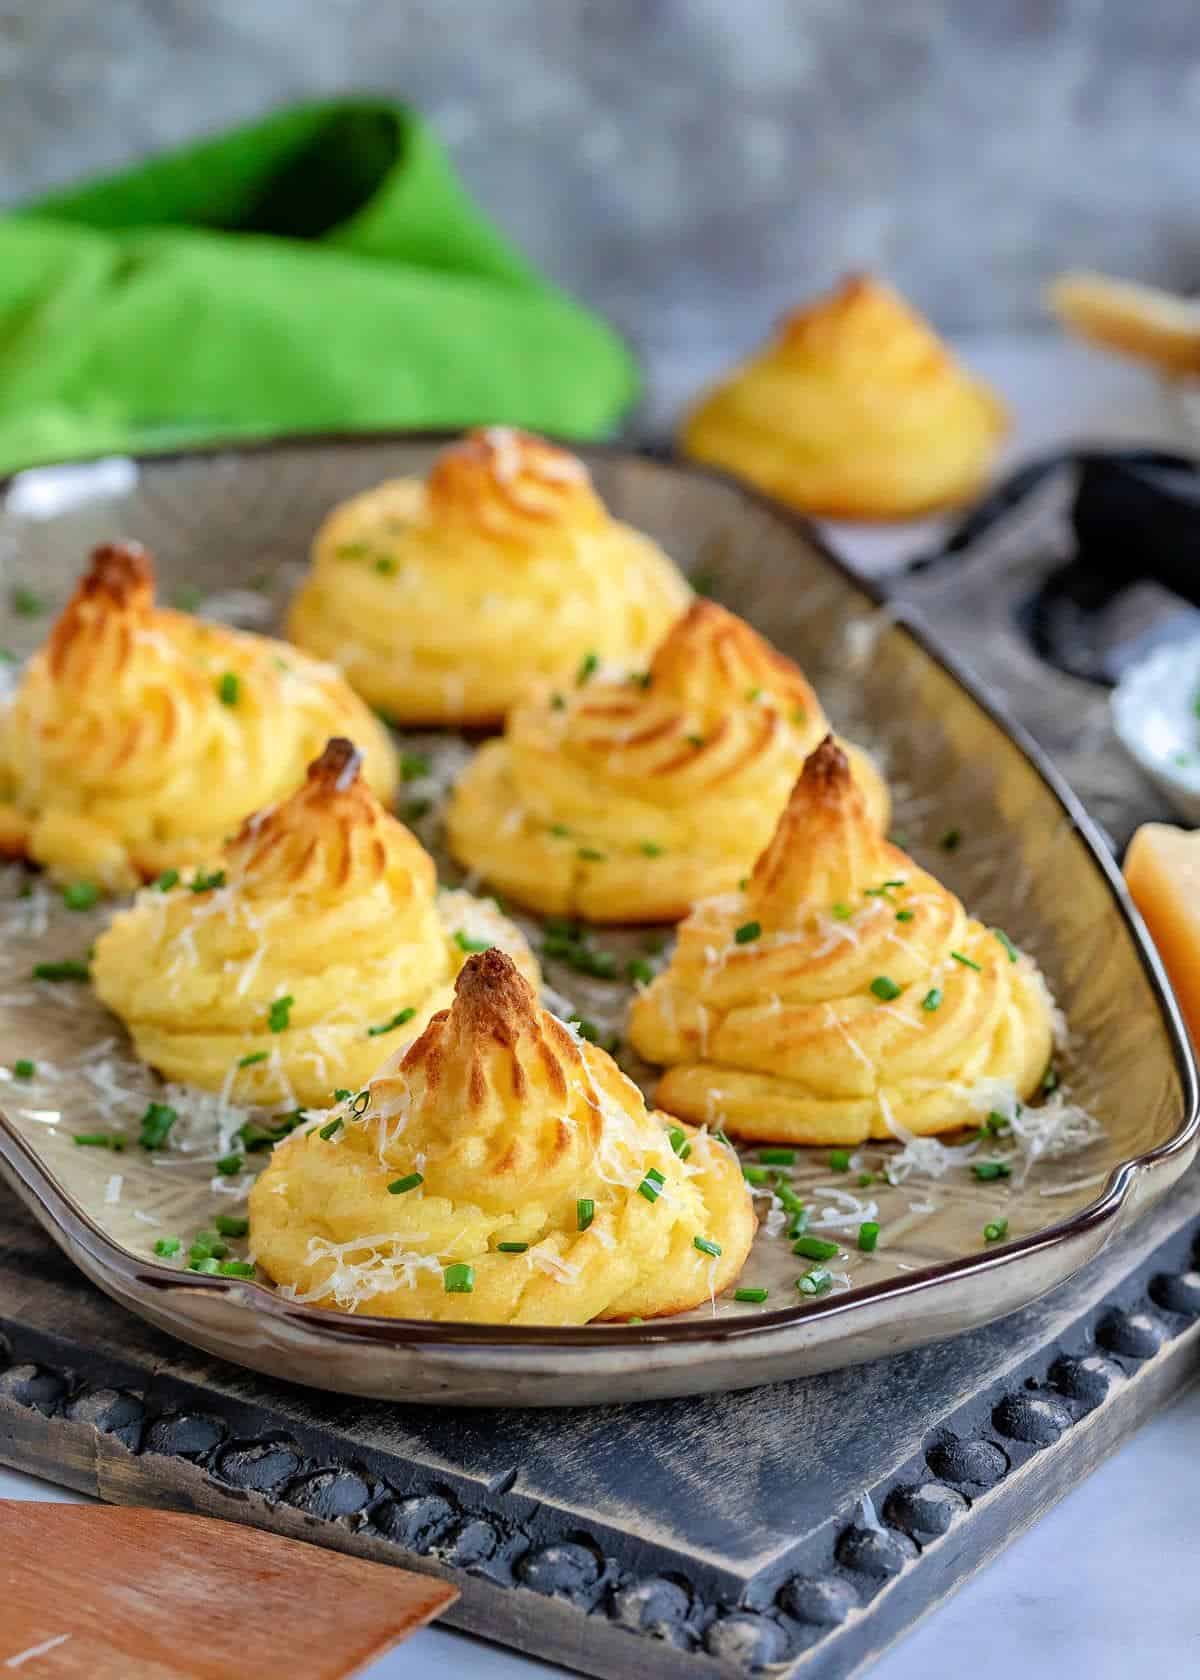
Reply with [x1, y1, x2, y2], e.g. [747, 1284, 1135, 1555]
[0, 101, 637, 473]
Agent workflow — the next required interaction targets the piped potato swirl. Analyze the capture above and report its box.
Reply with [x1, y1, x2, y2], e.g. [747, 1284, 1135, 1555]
[0, 543, 397, 890]
[249, 949, 755, 1324]
[92, 739, 537, 1107]
[286, 427, 691, 726]
[447, 598, 888, 921]
[629, 737, 1056, 1143]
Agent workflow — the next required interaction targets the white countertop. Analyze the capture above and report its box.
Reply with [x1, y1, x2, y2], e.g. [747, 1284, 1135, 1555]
[3, 336, 1198, 1679]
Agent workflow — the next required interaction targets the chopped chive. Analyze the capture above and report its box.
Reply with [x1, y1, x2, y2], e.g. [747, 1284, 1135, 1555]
[896, 909, 915, 922]
[387, 1172, 424, 1195]
[62, 880, 100, 911]
[400, 752, 431, 781]
[190, 869, 226, 893]
[646, 1167, 665, 1185]
[831, 902, 853, 921]
[627, 956, 656, 985]
[713, 1127, 733, 1148]
[797, 1268, 834, 1296]
[745, 686, 762, 702]
[11, 585, 44, 617]
[738, 877, 749, 891]
[793, 1235, 839, 1261]
[367, 1006, 416, 1037]
[774, 1180, 805, 1216]
[154, 868, 180, 891]
[215, 1214, 249, 1238]
[318, 1117, 343, 1141]
[1042, 1065, 1060, 1094]
[154, 1236, 182, 1257]
[972, 1160, 1012, 1181]
[828, 1149, 852, 1172]
[267, 994, 294, 1033]
[217, 671, 239, 707]
[454, 930, 493, 954]
[190, 1237, 226, 1262]
[857, 1221, 880, 1253]
[568, 1015, 601, 1044]
[950, 950, 981, 972]
[550, 692, 566, 711]
[215, 1152, 244, 1176]
[631, 671, 653, 689]
[985, 1110, 1012, 1135]
[444, 1263, 474, 1293]
[577, 846, 607, 862]
[497, 1241, 529, 1253]
[759, 1148, 795, 1166]
[334, 542, 370, 561]
[791, 705, 807, 725]
[577, 1197, 595, 1231]
[984, 1218, 1009, 1242]
[788, 1208, 810, 1238]
[12, 1059, 34, 1079]
[636, 1175, 662, 1203]
[734, 1286, 769, 1304]
[218, 1260, 256, 1277]
[869, 975, 902, 1001]
[921, 987, 943, 1012]
[693, 1235, 722, 1259]
[190, 1257, 221, 1275]
[138, 1101, 177, 1151]
[742, 1164, 770, 1185]
[686, 733, 706, 748]
[74, 1132, 114, 1147]
[32, 959, 89, 981]
[991, 927, 1019, 963]
[857, 1170, 875, 1187]
[373, 555, 397, 576]
[238, 1050, 269, 1068]
[640, 840, 664, 857]
[404, 797, 432, 821]
[734, 920, 761, 944]
[667, 1126, 692, 1160]
[576, 650, 599, 686]
[940, 828, 961, 851]
[692, 568, 717, 597]
[333, 1088, 352, 1102]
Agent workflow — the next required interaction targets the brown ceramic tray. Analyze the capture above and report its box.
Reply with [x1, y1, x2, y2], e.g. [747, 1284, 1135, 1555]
[0, 436, 1194, 1406]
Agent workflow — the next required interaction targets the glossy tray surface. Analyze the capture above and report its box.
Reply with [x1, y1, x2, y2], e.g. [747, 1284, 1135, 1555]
[0, 437, 1193, 1405]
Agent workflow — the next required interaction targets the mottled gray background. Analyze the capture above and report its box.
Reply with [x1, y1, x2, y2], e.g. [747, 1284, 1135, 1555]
[3, 0, 1200, 381]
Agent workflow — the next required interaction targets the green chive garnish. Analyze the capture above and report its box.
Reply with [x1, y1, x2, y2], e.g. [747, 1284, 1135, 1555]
[869, 975, 902, 1001]
[217, 671, 239, 706]
[404, 797, 432, 821]
[922, 987, 943, 1011]
[972, 1160, 1012, 1181]
[797, 1268, 834, 1296]
[951, 950, 981, 972]
[984, 1218, 1009, 1242]
[138, 1102, 177, 1151]
[497, 1241, 529, 1253]
[268, 994, 294, 1033]
[992, 927, 1019, 963]
[774, 1180, 805, 1216]
[32, 959, 89, 981]
[693, 1235, 722, 1259]
[793, 1235, 839, 1261]
[334, 542, 370, 561]
[387, 1172, 423, 1195]
[896, 909, 914, 922]
[631, 671, 653, 689]
[215, 1153, 244, 1176]
[667, 1126, 692, 1160]
[759, 1148, 795, 1166]
[444, 1263, 474, 1293]
[857, 1221, 880, 1253]
[940, 828, 961, 851]
[745, 686, 762, 702]
[734, 921, 761, 944]
[215, 1214, 249, 1238]
[828, 1149, 852, 1172]
[190, 869, 226, 893]
[577, 1197, 595, 1231]
[11, 585, 44, 617]
[318, 1117, 343, 1141]
[686, 733, 706, 749]
[577, 847, 607, 861]
[985, 1110, 1012, 1135]
[742, 1165, 770, 1185]
[373, 556, 397, 576]
[857, 1170, 875, 1187]
[400, 752, 431, 782]
[367, 1006, 416, 1037]
[154, 1237, 182, 1257]
[1042, 1065, 1060, 1094]
[12, 1059, 34, 1080]
[636, 1175, 662, 1203]
[62, 881, 100, 911]
[218, 1260, 256, 1277]
[832, 902, 853, 921]
[734, 1287, 769, 1304]
[569, 1015, 601, 1044]
[576, 651, 599, 685]
[74, 1132, 114, 1147]
[190, 1257, 221, 1275]
[454, 931, 493, 954]
[154, 869, 180, 892]
[550, 693, 566, 711]
[627, 956, 655, 985]
[238, 1050, 268, 1068]
[640, 840, 664, 857]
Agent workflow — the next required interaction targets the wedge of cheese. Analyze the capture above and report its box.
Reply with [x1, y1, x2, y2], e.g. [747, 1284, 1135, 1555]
[1124, 823, 1200, 1044]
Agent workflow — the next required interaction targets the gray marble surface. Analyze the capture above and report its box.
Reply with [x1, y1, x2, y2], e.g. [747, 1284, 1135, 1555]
[4, 0, 1200, 378]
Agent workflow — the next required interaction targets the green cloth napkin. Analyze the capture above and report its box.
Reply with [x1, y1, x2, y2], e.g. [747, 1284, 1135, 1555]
[0, 101, 638, 474]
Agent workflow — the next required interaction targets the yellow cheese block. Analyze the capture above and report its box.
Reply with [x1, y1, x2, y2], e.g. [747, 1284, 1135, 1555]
[1124, 823, 1200, 1046]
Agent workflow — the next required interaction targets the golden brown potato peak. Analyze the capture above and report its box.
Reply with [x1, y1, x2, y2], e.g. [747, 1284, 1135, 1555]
[426, 426, 605, 541]
[46, 540, 156, 680]
[646, 599, 814, 715]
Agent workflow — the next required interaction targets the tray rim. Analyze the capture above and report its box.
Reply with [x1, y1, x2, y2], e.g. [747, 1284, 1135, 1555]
[0, 428, 1195, 1360]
